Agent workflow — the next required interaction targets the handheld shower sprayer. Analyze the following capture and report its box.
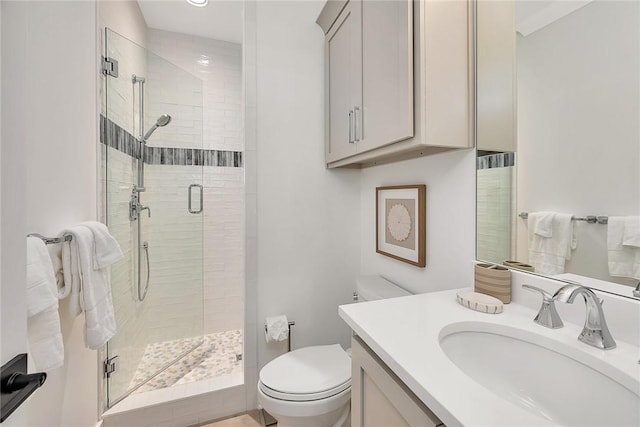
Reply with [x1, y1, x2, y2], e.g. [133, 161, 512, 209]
[142, 114, 172, 142]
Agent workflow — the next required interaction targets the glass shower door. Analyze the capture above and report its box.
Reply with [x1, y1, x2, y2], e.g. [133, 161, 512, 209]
[103, 28, 205, 407]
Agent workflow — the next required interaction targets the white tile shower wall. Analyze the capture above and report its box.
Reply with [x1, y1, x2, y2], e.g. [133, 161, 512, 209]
[147, 29, 245, 336]
[477, 166, 514, 263]
[202, 167, 245, 334]
[145, 52, 204, 149]
[140, 164, 204, 344]
[103, 30, 147, 138]
[147, 29, 243, 152]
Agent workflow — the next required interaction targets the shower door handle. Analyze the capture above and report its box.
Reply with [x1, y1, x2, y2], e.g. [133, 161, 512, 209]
[188, 184, 203, 214]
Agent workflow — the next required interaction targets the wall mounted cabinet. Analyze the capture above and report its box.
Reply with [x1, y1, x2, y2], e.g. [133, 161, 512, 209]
[317, 0, 475, 168]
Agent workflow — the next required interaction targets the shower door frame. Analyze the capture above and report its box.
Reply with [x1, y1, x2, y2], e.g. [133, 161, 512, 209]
[101, 27, 206, 409]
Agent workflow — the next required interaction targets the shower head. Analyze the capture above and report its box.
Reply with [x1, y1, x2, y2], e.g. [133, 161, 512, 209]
[142, 114, 172, 141]
[156, 114, 172, 127]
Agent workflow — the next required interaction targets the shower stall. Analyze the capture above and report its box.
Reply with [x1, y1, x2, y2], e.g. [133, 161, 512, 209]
[101, 28, 244, 407]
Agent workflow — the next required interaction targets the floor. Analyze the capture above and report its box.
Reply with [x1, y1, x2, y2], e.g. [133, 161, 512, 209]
[131, 329, 243, 394]
[199, 411, 265, 427]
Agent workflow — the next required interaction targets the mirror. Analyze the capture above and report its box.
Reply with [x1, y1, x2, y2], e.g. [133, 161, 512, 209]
[476, 0, 640, 299]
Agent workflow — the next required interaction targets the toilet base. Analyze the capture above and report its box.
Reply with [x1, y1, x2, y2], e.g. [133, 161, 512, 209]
[257, 384, 351, 427]
[266, 402, 350, 427]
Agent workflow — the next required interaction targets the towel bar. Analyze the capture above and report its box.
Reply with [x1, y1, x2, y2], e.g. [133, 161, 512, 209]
[518, 212, 608, 225]
[27, 233, 72, 245]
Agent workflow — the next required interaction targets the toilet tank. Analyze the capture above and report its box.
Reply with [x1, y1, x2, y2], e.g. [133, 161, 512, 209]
[356, 275, 411, 302]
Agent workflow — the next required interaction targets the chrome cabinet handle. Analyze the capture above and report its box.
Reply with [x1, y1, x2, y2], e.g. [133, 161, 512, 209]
[188, 184, 203, 214]
[348, 110, 354, 143]
[354, 106, 360, 142]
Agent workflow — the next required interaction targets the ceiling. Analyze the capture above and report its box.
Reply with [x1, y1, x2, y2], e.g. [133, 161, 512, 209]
[137, 0, 243, 44]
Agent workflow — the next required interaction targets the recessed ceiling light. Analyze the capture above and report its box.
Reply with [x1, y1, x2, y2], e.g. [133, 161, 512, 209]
[187, 0, 208, 7]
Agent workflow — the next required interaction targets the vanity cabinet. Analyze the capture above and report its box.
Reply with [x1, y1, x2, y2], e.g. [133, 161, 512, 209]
[317, 0, 474, 168]
[351, 336, 444, 427]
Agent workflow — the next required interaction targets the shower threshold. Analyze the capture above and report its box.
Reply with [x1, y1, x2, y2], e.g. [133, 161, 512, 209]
[105, 330, 244, 417]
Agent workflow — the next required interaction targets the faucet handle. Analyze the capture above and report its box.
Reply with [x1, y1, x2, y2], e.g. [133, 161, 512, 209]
[522, 284, 564, 329]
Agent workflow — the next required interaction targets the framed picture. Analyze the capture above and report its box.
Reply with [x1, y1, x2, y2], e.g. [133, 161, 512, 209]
[376, 185, 426, 267]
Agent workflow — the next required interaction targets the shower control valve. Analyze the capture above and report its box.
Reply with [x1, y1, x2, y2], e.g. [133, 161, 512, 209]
[129, 192, 151, 221]
[129, 192, 139, 221]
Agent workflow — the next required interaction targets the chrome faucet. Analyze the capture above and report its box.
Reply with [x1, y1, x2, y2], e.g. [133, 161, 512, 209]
[523, 284, 563, 329]
[129, 191, 151, 221]
[553, 285, 616, 350]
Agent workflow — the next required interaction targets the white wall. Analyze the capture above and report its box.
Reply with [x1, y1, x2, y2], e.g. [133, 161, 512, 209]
[243, 0, 259, 409]
[1, 1, 28, 379]
[255, 0, 361, 369]
[360, 150, 477, 294]
[1, 2, 99, 426]
[515, 1, 640, 285]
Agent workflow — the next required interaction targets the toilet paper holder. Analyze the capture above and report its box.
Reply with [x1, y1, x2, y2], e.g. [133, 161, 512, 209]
[265, 321, 296, 352]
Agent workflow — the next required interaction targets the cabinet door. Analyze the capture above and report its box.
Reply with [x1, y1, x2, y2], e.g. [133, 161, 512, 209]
[325, 1, 362, 163]
[351, 337, 442, 427]
[358, 0, 414, 154]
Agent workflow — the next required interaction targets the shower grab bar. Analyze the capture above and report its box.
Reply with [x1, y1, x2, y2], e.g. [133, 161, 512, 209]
[27, 233, 72, 245]
[188, 184, 203, 214]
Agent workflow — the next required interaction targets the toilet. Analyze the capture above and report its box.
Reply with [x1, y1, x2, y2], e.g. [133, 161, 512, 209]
[257, 276, 411, 427]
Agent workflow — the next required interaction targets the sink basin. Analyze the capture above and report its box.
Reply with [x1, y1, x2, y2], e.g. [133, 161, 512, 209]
[439, 322, 640, 426]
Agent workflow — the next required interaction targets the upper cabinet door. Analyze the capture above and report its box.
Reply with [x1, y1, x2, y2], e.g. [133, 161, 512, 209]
[358, 0, 414, 153]
[325, 1, 362, 163]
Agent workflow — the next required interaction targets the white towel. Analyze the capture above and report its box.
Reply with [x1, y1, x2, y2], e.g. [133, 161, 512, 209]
[81, 221, 124, 270]
[47, 245, 66, 299]
[530, 211, 554, 238]
[622, 216, 640, 248]
[608, 216, 640, 280]
[61, 223, 123, 349]
[26, 236, 64, 371]
[528, 212, 576, 275]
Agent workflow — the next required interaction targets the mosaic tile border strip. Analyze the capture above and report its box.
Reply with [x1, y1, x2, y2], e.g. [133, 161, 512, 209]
[100, 115, 243, 168]
[477, 151, 515, 170]
[100, 115, 141, 159]
[144, 146, 243, 167]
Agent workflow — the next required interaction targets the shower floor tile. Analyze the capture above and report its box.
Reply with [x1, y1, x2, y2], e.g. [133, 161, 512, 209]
[131, 329, 243, 394]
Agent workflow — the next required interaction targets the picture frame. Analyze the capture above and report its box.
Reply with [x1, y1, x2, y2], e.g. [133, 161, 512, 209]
[376, 185, 426, 267]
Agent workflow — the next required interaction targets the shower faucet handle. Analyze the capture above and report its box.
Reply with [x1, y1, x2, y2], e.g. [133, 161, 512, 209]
[139, 205, 151, 218]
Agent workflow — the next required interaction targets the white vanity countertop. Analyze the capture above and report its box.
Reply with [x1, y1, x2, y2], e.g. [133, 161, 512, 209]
[338, 289, 640, 427]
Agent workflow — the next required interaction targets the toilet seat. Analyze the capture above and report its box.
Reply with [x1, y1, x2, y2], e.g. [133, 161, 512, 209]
[259, 344, 351, 402]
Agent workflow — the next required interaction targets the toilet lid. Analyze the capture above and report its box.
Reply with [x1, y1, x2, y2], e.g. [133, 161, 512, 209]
[259, 345, 351, 401]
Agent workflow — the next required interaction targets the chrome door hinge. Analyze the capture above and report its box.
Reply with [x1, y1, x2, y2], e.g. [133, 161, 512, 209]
[102, 56, 119, 78]
[103, 356, 119, 378]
